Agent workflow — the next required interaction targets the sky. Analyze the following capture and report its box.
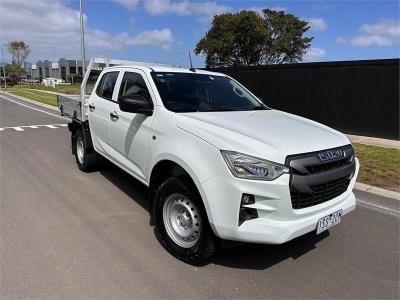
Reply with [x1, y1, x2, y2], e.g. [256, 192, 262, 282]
[0, 0, 399, 67]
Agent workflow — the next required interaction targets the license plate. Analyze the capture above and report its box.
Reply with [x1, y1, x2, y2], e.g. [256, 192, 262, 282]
[316, 210, 342, 234]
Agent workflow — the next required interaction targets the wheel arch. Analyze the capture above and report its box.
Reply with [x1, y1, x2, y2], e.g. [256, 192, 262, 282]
[148, 157, 216, 229]
[69, 120, 95, 155]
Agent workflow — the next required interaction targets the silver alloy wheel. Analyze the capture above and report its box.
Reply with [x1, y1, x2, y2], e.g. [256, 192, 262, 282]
[76, 135, 84, 164]
[162, 193, 201, 248]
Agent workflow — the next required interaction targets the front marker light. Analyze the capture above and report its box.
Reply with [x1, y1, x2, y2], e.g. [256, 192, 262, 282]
[221, 151, 289, 181]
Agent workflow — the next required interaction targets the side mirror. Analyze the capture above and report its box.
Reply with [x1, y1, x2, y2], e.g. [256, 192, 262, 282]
[118, 94, 153, 116]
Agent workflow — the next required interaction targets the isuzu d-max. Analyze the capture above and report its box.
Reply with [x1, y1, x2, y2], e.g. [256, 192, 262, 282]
[58, 58, 359, 265]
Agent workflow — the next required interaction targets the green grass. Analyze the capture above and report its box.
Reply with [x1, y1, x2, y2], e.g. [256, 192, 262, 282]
[22, 83, 85, 94]
[354, 143, 400, 192]
[0, 83, 94, 106]
[26, 83, 81, 94]
[4, 87, 57, 106]
[0, 83, 94, 95]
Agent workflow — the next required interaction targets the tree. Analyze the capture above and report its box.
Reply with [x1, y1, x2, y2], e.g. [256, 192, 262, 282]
[8, 41, 31, 66]
[7, 41, 31, 82]
[4, 63, 22, 86]
[195, 10, 268, 67]
[262, 9, 313, 64]
[4, 63, 22, 75]
[194, 9, 313, 67]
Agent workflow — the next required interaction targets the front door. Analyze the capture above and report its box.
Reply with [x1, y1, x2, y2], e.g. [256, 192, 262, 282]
[108, 70, 155, 182]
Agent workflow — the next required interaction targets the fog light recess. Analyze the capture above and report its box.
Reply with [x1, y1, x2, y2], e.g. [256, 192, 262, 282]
[239, 194, 258, 226]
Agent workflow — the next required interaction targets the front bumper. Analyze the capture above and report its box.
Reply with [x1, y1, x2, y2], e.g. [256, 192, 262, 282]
[199, 158, 359, 244]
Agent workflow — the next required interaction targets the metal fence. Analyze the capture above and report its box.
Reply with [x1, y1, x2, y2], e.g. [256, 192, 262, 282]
[209, 59, 400, 140]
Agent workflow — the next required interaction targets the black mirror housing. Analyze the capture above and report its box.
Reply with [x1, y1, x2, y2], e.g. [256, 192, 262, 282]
[118, 94, 153, 116]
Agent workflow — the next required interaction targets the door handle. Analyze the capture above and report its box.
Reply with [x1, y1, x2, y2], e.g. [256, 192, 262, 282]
[88, 104, 95, 111]
[110, 111, 119, 120]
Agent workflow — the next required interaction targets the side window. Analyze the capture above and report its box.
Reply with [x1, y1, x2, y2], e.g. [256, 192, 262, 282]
[96, 71, 119, 100]
[119, 72, 151, 102]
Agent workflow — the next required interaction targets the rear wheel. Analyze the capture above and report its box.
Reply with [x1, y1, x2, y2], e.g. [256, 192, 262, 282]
[154, 177, 217, 265]
[74, 128, 98, 172]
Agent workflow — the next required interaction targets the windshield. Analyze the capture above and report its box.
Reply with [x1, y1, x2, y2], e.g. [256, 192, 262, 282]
[151, 72, 268, 113]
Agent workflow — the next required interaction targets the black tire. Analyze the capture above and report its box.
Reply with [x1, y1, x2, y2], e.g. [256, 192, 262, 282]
[73, 128, 98, 172]
[154, 177, 218, 265]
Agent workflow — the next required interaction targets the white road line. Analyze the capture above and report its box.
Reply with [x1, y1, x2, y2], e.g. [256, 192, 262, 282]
[0, 123, 69, 132]
[357, 199, 400, 217]
[0, 94, 68, 120]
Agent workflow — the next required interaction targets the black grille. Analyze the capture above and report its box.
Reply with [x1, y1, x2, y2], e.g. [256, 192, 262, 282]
[290, 176, 351, 209]
[286, 145, 355, 209]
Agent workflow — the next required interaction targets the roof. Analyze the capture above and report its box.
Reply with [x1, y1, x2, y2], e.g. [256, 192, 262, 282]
[105, 65, 227, 77]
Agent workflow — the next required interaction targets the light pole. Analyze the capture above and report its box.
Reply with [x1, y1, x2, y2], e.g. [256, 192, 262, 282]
[1, 47, 6, 90]
[79, 0, 86, 77]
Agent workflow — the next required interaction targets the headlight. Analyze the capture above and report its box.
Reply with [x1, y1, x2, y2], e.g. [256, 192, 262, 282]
[221, 151, 289, 181]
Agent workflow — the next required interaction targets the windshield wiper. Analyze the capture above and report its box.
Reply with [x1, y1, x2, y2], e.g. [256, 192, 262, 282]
[176, 106, 268, 113]
[249, 106, 268, 110]
[197, 108, 235, 112]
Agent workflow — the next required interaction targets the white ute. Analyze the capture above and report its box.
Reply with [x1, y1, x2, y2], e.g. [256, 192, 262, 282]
[58, 58, 359, 264]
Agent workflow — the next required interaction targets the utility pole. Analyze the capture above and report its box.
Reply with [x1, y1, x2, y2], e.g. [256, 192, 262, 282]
[1, 47, 6, 90]
[79, 0, 87, 123]
[79, 0, 86, 77]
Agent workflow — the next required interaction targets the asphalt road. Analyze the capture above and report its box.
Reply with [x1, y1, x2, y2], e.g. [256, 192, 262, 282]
[1, 93, 399, 299]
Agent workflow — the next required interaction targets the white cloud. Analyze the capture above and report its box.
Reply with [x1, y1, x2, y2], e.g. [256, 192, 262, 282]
[143, 0, 231, 22]
[306, 18, 327, 31]
[144, 0, 190, 15]
[360, 19, 400, 37]
[303, 47, 326, 62]
[118, 28, 175, 50]
[114, 0, 140, 11]
[337, 19, 400, 47]
[350, 35, 393, 47]
[0, 0, 175, 62]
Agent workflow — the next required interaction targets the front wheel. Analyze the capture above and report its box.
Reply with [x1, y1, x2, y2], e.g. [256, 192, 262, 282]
[154, 177, 217, 265]
[73, 128, 98, 172]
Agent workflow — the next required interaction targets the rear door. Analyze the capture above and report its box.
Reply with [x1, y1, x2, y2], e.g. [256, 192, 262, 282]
[88, 71, 119, 157]
[108, 70, 155, 182]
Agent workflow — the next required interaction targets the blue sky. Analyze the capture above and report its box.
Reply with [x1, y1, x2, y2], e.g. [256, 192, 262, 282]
[1, 0, 399, 66]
